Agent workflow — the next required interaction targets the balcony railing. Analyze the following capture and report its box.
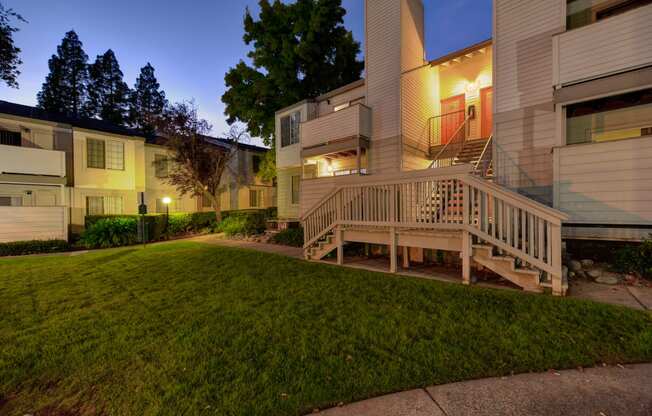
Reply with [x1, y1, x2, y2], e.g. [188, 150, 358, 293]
[0, 144, 66, 177]
[301, 104, 371, 149]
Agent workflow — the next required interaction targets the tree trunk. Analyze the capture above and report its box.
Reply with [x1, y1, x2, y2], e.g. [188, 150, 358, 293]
[213, 195, 222, 223]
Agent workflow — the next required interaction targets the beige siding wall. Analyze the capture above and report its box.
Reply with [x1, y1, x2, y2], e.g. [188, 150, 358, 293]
[494, 0, 562, 205]
[0, 206, 67, 242]
[317, 85, 366, 115]
[554, 137, 652, 225]
[401, 65, 438, 170]
[277, 167, 301, 220]
[556, 4, 652, 86]
[144, 145, 197, 213]
[276, 102, 315, 169]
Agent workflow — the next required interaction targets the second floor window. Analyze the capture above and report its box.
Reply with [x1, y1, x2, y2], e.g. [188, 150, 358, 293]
[566, 87, 652, 145]
[155, 154, 169, 178]
[280, 111, 300, 147]
[252, 154, 261, 174]
[567, 0, 652, 30]
[87, 138, 124, 170]
[87, 139, 105, 169]
[0, 130, 21, 147]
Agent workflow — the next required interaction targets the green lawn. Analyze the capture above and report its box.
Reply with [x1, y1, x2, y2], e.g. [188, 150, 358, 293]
[1, 242, 651, 415]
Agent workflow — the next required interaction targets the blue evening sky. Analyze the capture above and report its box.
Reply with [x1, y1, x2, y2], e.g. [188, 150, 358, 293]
[0, 0, 491, 144]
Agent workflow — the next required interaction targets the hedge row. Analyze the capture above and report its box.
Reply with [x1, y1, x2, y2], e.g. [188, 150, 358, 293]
[0, 240, 72, 257]
[80, 208, 277, 249]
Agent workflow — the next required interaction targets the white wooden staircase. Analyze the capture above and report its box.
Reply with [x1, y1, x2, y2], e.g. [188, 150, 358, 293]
[301, 168, 569, 295]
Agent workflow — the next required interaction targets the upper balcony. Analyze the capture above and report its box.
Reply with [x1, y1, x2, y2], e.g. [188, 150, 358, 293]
[301, 104, 372, 152]
[553, 3, 652, 87]
[0, 144, 66, 178]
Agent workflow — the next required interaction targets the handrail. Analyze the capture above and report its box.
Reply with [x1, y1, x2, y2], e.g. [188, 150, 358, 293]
[473, 134, 493, 176]
[302, 172, 568, 292]
[429, 112, 472, 168]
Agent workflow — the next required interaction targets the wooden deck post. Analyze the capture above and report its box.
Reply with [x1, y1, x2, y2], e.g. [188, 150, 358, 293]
[550, 223, 563, 296]
[462, 230, 471, 285]
[336, 227, 344, 265]
[402, 246, 410, 269]
[389, 227, 397, 273]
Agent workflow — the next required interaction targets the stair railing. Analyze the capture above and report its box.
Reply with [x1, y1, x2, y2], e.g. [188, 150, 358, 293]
[301, 171, 569, 293]
[429, 112, 472, 169]
[473, 134, 493, 177]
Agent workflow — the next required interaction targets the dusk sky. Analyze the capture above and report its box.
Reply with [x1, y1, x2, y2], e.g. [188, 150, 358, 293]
[0, 0, 492, 144]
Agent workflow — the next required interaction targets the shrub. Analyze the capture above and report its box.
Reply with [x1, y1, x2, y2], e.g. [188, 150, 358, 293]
[79, 217, 138, 248]
[271, 228, 304, 247]
[216, 211, 267, 236]
[0, 240, 71, 257]
[613, 237, 652, 279]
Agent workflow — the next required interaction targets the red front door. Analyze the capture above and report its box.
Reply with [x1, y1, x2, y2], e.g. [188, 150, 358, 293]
[480, 87, 493, 138]
[440, 95, 466, 144]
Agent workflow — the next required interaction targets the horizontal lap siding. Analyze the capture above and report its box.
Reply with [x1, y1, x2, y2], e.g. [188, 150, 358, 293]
[494, 0, 561, 206]
[277, 168, 301, 220]
[0, 207, 67, 242]
[556, 137, 652, 225]
[558, 5, 652, 85]
[401, 65, 437, 168]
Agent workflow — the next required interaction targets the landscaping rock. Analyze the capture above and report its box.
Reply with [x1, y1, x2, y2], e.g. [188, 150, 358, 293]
[587, 267, 603, 279]
[569, 260, 582, 272]
[569, 271, 576, 279]
[581, 259, 594, 268]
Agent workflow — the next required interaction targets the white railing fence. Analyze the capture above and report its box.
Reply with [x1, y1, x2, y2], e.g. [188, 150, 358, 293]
[302, 173, 567, 285]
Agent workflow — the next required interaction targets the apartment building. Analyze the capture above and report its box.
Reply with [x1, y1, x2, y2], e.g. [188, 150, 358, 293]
[274, 0, 652, 296]
[494, 0, 652, 241]
[0, 100, 275, 240]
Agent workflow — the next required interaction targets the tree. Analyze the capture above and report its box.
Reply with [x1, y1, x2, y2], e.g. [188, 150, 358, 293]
[156, 101, 239, 222]
[0, 2, 26, 88]
[37, 30, 90, 117]
[129, 63, 167, 135]
[86, 49, 131, 125]
[222, 0, 363, 146]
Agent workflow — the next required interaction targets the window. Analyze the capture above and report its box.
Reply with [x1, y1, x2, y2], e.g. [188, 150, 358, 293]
[565, 88, 652, 145]
[87, 138, 105, 169]
[566, 0, 652, 30]
[280, 111, 301, 147]
[291, 175, 300, 205]
[334, 102, 350, 112]
[86, 196, 104, 215]
[249, 189, 262, 208]
[86, 196, 123, 215]
[87, 138, 125, 170]
[106, 141, 124, 170]
[155, 154, 169, 178]
[0, 130, 21, 146]
[0, 196, 21, 206]
[252, 154, 261, 174]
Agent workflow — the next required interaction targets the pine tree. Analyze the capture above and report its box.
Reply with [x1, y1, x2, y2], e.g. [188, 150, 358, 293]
[87, 49, 131, 125]
[37, 30, 90, 117]
[129, 63, 167, 135]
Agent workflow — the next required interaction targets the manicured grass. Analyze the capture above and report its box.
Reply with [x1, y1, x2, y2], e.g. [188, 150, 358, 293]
[1, 242, 651, 415]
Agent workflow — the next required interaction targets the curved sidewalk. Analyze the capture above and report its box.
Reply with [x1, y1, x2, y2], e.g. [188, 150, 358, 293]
[314, 363, 652, 416]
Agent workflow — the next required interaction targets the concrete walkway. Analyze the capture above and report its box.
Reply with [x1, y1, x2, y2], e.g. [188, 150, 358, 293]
[314, 364, 652, 416]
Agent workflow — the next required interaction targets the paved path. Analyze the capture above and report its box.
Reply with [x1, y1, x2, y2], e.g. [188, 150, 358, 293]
[314, 364, 652, 416]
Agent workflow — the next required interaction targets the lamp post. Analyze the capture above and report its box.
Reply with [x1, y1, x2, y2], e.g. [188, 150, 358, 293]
[162, 196, 172, 235]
